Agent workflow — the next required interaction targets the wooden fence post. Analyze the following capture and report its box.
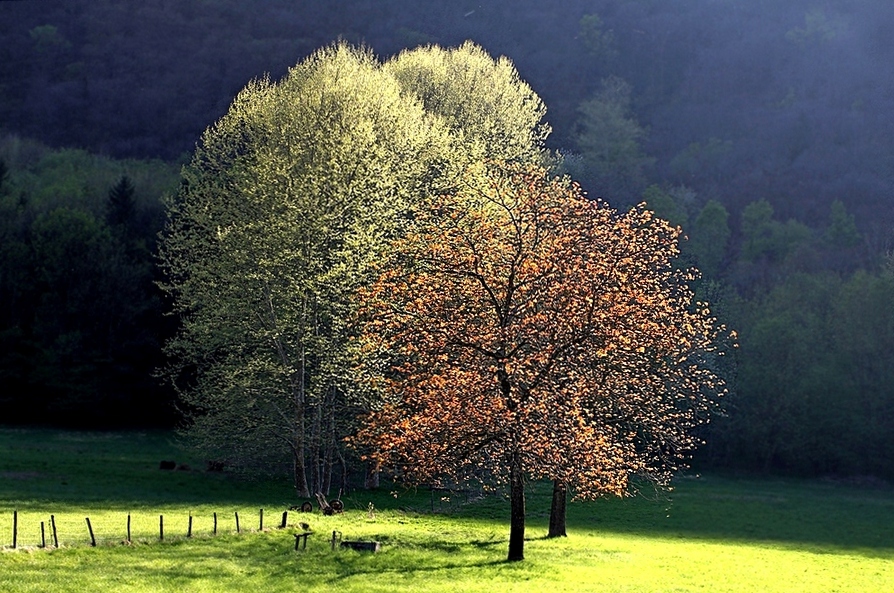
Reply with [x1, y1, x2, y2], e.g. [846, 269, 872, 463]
[213, 512, 218, 536]
[259, 509, 263, 531]
[187, 515, 193, 538]
[50, 515, 58, 548]
[86, 518, 96, 547]
[159, 515, 164, 541]
[127, 514, 131, 543]
[40, 521, 46, 548]
[235, 512, 240, 534]
[280, 511, 288, 529]
[12, 510, 17, 549]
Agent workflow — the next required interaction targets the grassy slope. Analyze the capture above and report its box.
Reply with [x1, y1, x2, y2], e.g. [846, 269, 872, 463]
[1, 429, 892, 592]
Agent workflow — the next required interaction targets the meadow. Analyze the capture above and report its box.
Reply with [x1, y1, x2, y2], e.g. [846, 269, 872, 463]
[1, 428, 892, 592]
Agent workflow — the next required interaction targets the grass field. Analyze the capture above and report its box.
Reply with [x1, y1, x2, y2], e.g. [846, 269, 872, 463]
[1, 428, 893, 592]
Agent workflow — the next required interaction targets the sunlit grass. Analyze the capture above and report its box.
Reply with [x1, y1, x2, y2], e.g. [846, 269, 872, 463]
[2, 429, 893, 592]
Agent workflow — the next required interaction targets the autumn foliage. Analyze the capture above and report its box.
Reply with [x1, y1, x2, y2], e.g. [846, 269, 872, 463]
[353, 162, 728, 560]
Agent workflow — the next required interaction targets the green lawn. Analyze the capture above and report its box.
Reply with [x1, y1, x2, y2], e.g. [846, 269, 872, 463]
[1, 429, 892, 592]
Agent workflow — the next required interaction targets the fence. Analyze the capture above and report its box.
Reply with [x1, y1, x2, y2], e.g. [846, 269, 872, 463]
[5, 508, 293, 550]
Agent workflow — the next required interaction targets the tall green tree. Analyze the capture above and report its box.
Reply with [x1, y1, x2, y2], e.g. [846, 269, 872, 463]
[823, 199, 860, 249]
[572, 76, 653, 204]
[688, 199, 731, 278]
[158, 42, 549, 495]
[0, 140, 176, 427]
[106, 175, 136, 229]
[160, 44, 436, 495]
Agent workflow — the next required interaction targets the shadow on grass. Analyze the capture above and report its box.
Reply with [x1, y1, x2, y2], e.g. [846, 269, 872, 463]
[52, 535, 516, 593]
[0, 428, 296, 507]
[544, 475, 894, 556]
[328, 556, 507, 582]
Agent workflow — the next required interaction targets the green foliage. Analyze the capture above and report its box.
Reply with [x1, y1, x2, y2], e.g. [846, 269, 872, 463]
[642, 184, 687, 228]
[712, 268, 894, 477]
[572, 76, 653, 203]
[162, 43, 429, 493]
[668, 138, 734, 184]
[106, 175, 136, 228]
[827, 270, 894, 469]
[823, 199, 861, 248]
[689, 199, 730, 278]
[740, 199, 813, 263]
[723, 273, 840, 472]
[159, 42, 549, 494]
[385, 41, 550, 166]
[578, 13, 617, 63]
[0, 158, 8, 193]
[0, 136, 179, 216]
[0, 136, 178, 426]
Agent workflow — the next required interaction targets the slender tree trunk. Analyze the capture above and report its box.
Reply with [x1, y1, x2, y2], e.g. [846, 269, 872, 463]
[310, 395, 322, 494]
[293, 342, 310, 498]
[364, 459, 380, 489]
[268, 287, 310, 498]
[336, 447, 349, 493]
[507, 452, 526, 562]
[322, 428, 332, 497]
[322, 383, 338, 495]
[548, 479, 567, 538]
[293, 451, 309, 497]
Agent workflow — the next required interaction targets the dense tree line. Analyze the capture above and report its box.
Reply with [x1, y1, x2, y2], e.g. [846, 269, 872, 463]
[0, 136, 179, 427]
[2, 0, 893, 230]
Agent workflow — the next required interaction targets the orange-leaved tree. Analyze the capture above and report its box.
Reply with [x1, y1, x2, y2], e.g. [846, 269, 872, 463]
[352, 161, 728, 561]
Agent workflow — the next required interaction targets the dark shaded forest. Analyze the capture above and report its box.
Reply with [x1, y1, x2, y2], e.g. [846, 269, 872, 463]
[1, 0, 893, 478]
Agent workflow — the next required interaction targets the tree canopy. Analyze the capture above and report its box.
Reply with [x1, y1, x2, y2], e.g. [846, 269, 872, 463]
[158, 42, 549, 496]
[353, 162, 728, 561]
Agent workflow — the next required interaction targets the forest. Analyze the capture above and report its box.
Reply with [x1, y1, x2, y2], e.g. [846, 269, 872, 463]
[1, 0, 893, 481]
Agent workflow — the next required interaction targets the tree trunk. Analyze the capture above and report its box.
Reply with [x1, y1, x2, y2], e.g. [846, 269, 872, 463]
[322, 384, 337, 495]
[322, 436, 333, 496]
[292, 389, 310, 496]
[293, 447, 310, 497]
[507, 453, 526, 562]
[364, 459, 380, 489]
[310, 393, 322, 495]
[291, 383, 310, 497]
[548, 478, 567, 538]
[293, 346, 310, 497]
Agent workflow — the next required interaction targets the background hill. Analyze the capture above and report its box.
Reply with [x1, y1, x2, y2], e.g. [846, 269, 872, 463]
[2, 0, 893, 478]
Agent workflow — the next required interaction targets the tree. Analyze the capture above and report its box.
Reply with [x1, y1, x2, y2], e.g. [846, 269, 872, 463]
[106, 175, 136, 229]
[159, 43, 438, 495]
[740, 199, 813, 264]
[0, 138, 178, 428]
[642, 184, 688, 229]
[688, 199, 731, 278]
[385, 40, 551, 165]
[823, 199, 860, 249]
[572, 76, 653, 204]
[578, 13, 618, 65]
[158, 42, 549, 496]
[353, 162, 728, 561]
